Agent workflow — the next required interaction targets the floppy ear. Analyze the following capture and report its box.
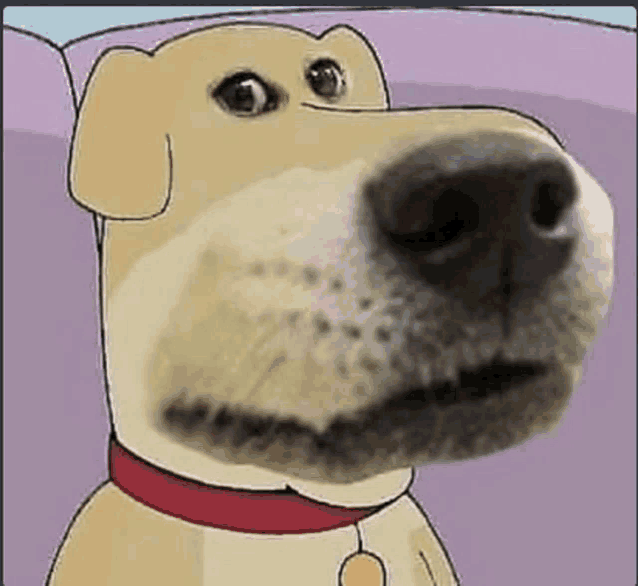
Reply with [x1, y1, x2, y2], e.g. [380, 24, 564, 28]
[69, 48, 171, 220]
[321, 25, 389, 109]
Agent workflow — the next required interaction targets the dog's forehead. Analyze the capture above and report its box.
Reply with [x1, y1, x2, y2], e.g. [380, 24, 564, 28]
[156, 24, 359, 65]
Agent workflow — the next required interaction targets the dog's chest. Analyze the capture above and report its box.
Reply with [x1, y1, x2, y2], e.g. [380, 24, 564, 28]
[200, 495, 457, 585]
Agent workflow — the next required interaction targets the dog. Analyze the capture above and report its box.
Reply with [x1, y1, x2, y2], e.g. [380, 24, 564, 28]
[48, 21, 614, 586]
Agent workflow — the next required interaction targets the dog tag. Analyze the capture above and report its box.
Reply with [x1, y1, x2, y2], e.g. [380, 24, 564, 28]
[339, 551, 386, 586]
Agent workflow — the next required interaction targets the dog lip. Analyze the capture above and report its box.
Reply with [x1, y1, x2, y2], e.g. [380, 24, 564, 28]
[394, 356, 552, 408]
[158, 355, 563, 479]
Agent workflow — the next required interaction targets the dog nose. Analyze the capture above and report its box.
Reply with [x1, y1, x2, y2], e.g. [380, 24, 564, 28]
[366, 133, 578, 314]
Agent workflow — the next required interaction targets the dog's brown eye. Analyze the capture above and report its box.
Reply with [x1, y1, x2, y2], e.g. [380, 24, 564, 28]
[213, 72, 279, 117]
[306, 59, 345, 100]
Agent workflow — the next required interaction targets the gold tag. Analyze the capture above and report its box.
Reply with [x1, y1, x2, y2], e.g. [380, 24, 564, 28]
[338, 551, 386, 586]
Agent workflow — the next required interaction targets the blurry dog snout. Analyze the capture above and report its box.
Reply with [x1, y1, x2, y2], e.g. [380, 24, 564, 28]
[366, 132, 578, 313]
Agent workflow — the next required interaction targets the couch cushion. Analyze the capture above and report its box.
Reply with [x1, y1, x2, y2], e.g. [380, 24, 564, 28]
[3, 26, 110, 586]
[3, 27, 76, 137]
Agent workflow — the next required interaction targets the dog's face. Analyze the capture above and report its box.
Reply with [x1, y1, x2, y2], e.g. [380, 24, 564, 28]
[71, 23, 614, 483]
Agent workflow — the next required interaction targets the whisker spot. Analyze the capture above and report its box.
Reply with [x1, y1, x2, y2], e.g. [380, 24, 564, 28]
[342, 323, 362, 340]
[251, 262, 265, 276]
[375, 326, 391, 343]
[329, 277, 345, 293]
[360, 356, 381, 375]
[313, 314, 332, 335]
[358, 297, 372, 310]
[303, 267, 320, 285]
[287, 312, 301, 327]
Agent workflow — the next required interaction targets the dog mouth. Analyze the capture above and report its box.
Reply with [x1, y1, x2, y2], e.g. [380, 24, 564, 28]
[312, 356, 557, 453]
[395, 356, 548, 406]
[159, 353, 565, 481]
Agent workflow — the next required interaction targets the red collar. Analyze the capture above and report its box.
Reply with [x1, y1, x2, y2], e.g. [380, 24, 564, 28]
[109, 436, 382, 534]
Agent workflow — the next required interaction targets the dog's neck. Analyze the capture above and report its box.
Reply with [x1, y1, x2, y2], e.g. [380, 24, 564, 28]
[109, 437, 413, 533]
[109, 435, 413, 523]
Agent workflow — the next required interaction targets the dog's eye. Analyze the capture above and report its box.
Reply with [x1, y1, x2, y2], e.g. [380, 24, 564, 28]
[213, 72, 279, 117]
[306, 59, 345, 100]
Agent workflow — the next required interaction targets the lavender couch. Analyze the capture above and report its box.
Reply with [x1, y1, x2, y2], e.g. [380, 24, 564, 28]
[4, 9, 636, 586]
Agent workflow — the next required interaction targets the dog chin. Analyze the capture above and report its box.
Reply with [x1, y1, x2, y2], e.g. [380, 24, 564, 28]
[156, 354, 572, 483]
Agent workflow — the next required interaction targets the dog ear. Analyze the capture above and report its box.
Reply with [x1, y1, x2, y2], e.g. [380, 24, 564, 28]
[69, 48, 172, 220]
[320, 25, 389, 109]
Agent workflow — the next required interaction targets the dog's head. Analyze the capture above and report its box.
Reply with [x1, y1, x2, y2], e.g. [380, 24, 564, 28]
[70, 23, 614, 483]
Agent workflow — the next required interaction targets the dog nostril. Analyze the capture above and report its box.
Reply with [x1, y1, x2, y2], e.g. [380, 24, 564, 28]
[530, 181, 573, 229]
[389, 188, 480, 254]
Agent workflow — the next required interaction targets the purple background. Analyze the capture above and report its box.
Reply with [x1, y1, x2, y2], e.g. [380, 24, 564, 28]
[4, 8, 636, 586]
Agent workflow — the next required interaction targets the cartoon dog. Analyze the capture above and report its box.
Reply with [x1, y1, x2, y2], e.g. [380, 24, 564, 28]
[48, 22, 614, 586]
